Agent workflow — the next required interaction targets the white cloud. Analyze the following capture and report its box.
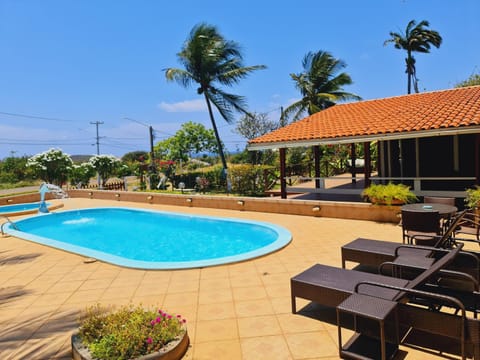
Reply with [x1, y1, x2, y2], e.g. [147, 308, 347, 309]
[158, 99, 207, 112]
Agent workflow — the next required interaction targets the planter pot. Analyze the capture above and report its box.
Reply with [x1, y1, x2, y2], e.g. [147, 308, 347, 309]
[370, 198, 405, 206]
[72, 330, 189, 360]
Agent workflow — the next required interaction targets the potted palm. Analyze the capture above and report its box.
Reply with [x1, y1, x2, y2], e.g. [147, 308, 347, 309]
[72, 304, 189, 360]
[362, 183, 417, 206]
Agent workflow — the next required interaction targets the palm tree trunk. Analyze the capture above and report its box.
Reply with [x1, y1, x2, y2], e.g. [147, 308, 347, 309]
[203, 92, 228, 171]
[407, 50, 412, 94]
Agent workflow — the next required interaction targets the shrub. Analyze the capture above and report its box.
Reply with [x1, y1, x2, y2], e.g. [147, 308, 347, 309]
[465, 186, 480, 209]
[362, 183, 417, 206]
[26, 148, 73, 185]
[228, 164, 277, 195]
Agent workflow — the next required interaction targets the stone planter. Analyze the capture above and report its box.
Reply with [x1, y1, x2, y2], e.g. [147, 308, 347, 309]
[71, 330, 189, 360]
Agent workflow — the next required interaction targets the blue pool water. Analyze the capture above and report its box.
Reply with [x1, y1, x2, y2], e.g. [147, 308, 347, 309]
[0, 202, 49, 215]
[4, 207, 292, 269]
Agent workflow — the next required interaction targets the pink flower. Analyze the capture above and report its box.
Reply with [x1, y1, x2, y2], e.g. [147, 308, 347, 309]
[146, 337, 153, 344]
[182, 319, 187, 323]
[150, 320, 155, 326]
[156, 316, 162, 323]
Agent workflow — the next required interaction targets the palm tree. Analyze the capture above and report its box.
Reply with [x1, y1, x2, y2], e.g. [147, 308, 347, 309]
[284, 50, 361, 121]
[385, 19, 442, 94]
[164, 23, 266, 173]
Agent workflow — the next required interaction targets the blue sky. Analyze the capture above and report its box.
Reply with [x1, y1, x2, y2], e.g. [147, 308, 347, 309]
[0, 0, 479, 160]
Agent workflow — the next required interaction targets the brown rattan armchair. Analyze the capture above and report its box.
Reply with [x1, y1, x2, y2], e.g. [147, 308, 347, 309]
[401, 209, 441, 245]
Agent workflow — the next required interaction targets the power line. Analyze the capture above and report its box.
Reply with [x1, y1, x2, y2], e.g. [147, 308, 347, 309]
[0, 111, 76, 122]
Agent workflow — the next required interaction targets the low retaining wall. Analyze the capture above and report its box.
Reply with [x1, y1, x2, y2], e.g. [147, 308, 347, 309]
[67, 189, 402, 223]
[0, 192, 55, 206]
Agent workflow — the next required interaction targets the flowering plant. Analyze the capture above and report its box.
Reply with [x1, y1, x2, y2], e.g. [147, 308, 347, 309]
[26, 148, 73, 185]
[78, 303, 187, 360]
[88, 154, 121, 187]
[195, 176, 209, 193]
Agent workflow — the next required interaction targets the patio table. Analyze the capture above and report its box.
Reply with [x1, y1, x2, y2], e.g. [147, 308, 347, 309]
[401, 203, 457, 218]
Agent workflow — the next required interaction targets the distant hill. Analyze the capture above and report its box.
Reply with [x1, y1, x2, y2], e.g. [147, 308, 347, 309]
[71, 155, 93, 163]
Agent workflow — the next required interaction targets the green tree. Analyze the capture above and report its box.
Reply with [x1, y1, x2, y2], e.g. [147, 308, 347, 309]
[164, 23, 266, 174]
[69, 162, 95, 187]
[155, 122, 218, 163]
[0, 155, 30, 183]
[455, 73, 480, 88]
[235, 112, 279, 140]
[26, 148, 73, 185]
[89, 155, 121, 187]
[284, 50, 361, 121]
[385, 19, 442, 94]
[235, 112, 279, 165]
[121, 151, 148, 163]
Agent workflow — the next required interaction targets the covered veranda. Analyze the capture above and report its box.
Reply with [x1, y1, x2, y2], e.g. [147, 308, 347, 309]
[248, 86, 480, 200]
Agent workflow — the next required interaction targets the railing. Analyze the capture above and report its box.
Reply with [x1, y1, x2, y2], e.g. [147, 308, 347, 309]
[1, 215, 18, 235]
[286, 175, 477, 197]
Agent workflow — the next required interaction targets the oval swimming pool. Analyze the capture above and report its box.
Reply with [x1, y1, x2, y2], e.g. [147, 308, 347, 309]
[4, 207, 292, 269]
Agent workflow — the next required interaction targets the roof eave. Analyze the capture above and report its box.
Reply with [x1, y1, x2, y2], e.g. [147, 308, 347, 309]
[247, 126, 480, 151]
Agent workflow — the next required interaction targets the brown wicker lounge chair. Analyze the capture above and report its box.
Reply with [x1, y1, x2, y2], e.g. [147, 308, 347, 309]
[292, 244, 480, 359]
[341, 210, 477, 276]
[292, 243, 463, 314]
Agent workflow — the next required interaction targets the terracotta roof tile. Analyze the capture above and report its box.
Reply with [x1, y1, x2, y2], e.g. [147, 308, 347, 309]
[249, 86, 480, 148]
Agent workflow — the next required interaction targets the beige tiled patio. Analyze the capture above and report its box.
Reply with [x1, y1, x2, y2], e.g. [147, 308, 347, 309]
[0, 198, 456, 359]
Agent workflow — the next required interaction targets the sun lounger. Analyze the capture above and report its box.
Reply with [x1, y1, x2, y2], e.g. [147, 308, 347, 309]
[291, 244, 480, 359]
[341, 210, 480, 280]
[292, 243, 463, 314]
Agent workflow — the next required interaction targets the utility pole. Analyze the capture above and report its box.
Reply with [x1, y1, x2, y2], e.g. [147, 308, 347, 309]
[149, 126, 156, 190]
[90, 121, 104, 155]
[90, 121, 104, 187]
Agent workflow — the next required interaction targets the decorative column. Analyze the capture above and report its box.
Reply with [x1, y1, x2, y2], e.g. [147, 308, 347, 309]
[350, 143, 357, 184]
[363, 142, 371, 188]
[280, 148, 287, 199]
[313, 145, 321, 189]
[476, 134, 480, 185]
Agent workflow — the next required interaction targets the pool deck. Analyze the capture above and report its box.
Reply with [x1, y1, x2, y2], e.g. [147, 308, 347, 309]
[0, 198, 461, 359]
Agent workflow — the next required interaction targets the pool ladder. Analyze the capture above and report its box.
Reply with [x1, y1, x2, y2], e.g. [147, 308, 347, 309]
[1, 215, 18, 236]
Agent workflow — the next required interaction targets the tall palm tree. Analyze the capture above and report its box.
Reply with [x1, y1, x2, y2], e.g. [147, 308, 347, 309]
[385, 19, 442, 94]
[284, 50, 361, 121]
[164, 23, 266, 173]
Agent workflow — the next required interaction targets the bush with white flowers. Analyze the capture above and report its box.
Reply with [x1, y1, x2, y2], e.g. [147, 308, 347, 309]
[89, 154, 121, 187]
[70, 162, 96, 188]
[27, 148, 73, 186]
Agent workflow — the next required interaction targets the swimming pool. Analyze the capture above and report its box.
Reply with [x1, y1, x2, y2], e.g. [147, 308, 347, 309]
[4, 207, 292, 269]
[0, 202, 60, 216]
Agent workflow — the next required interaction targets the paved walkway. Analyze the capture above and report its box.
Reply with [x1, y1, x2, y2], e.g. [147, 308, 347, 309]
[0, 198, 460, 359]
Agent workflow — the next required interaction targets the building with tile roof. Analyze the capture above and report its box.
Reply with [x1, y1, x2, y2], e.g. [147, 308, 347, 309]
[248, 86, 480, 199]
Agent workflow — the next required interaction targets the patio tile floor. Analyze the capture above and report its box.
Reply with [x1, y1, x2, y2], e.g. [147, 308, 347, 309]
[0, 198, 464, 359]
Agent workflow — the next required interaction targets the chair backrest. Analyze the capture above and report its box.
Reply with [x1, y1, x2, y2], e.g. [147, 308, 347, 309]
[400, 243, 464, 295]
[434, 209, 468, 248]
[402, 209, 441, 234]
[424, 196, 456, 206]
